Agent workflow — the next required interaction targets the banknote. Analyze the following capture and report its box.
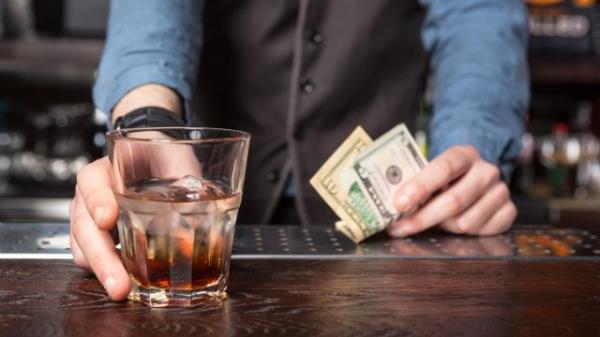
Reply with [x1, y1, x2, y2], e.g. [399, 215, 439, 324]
[311, 124, 427, 243]
[310, 127, 387, 242]
[334, 220, 356, 242]
[353, 124, 427, 223]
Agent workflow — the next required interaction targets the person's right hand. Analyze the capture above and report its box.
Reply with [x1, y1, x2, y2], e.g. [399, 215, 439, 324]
[70, 156, 129, 301]
[70, 130, 202, 301]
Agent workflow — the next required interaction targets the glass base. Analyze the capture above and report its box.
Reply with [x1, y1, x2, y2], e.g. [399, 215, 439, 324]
[128, 279, 227, 307]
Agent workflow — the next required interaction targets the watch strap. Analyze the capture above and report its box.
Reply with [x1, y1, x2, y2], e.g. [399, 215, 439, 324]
[113, 106, 186, 130]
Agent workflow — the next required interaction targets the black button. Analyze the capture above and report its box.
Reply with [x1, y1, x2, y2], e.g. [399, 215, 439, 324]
[267, 170, 280, 183]
[300, 80, 315, 94]
[293, 126, 306, 141]
[306, 29, 323, 45]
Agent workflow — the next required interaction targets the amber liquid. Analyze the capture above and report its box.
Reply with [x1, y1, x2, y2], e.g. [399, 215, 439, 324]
[116, 178, 240, 304]
[119, 225, 228, 290]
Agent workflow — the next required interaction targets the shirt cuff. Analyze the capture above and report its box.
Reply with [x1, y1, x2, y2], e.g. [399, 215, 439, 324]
[428, 114, 522, 181]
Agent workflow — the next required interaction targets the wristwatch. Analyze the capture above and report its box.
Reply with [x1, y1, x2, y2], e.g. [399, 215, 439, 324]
[112, 106, 186, 130]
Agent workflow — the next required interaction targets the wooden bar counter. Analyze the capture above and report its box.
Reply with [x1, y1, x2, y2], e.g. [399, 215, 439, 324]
[0, 223, 599, 336]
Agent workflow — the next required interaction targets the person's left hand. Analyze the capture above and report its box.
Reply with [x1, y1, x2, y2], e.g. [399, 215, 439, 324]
[387, 145, 516, 238]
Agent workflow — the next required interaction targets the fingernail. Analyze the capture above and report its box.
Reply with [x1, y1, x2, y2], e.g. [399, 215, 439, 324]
[104, 276, 117, 296]
[395, 194, 411, 212]
[94, 207, 105, 227]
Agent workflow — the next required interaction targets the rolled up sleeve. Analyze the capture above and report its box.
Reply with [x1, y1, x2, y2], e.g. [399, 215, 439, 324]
[420, 0, 530, 180]
[93, 0, 204, 120]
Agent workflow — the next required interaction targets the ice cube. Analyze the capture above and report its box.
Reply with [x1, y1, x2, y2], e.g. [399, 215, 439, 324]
[172, 175, 212, 200]
[130, 180, 173, 200]
[172, 175, 206, 190]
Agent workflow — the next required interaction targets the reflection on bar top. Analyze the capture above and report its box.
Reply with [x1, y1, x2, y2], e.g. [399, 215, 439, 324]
[1, 222, 600, 259]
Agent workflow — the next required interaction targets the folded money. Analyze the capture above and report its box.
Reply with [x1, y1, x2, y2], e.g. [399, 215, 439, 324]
[311, 124, 427, 243]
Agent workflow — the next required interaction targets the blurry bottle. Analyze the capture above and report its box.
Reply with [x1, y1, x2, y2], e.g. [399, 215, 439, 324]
[1, 0, 34, 39]
[539, 123, 580, 197]
[570, 100, 592, 133]
[571, 101, 600, 199]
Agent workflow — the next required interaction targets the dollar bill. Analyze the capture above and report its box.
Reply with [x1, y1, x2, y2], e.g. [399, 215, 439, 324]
[311, 124, 427, 243]
[310, 127, 387, 242]
[334, 220, 355, 241]
[353, 124, 427, 223]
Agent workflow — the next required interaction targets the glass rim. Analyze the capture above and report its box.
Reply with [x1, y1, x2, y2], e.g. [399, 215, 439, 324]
[106, 127, 251, 144]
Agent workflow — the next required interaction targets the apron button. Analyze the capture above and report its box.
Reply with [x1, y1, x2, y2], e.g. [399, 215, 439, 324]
[267, 170, 280, 183]
[306, 29, 324, 45]
[300, 80, 316, 94]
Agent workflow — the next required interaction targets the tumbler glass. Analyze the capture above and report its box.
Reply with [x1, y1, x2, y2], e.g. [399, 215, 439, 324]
[106, 127, 250, 307]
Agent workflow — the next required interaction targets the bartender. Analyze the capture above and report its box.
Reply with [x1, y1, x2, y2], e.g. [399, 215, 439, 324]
[70, 0, 529, 300]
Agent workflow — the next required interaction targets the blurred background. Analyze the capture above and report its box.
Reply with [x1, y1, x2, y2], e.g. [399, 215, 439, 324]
[0, 0, 599, 226]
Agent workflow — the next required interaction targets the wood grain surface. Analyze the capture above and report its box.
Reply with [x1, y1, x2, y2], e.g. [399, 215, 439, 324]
[0, 259, 599, 337]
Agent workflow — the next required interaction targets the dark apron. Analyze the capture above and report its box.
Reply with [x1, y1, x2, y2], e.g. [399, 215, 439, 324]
[194, 0, 429, 225]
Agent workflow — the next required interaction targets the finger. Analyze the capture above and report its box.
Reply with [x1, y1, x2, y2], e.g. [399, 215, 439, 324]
[69, 197, 89, 269]
[76, 157, 119, 230]
[388, 159, 499, 238]
[441, 181, 509, 235]
[394, 145, 480, 213]
[151, 143, 203, 178]
[477, 201, 517, 236]
[72, 190, 130, 301]
[116, 138, 202, 183]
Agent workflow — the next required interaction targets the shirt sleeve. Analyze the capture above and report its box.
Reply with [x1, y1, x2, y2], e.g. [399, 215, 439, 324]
[419, 0, 530, 180]
[92, 0, 204, 121]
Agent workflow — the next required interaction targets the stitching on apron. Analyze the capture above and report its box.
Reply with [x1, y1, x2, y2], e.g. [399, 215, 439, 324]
[260, 0, 310, 225]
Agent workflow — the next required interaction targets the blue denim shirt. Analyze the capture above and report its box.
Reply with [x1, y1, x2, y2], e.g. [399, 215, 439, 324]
[94, 0, 529, 179]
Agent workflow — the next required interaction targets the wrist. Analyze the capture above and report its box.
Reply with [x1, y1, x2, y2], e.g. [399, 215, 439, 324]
[111, 84, 183, 125]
